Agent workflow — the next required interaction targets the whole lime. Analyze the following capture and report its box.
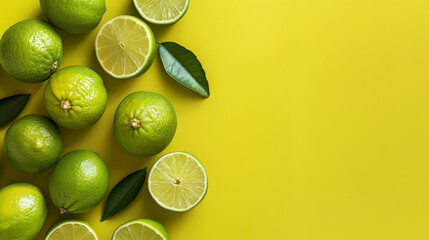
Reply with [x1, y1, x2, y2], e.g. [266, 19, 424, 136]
[49, 150, 109, 214]
[0, 19, 63, 83]
[4, 114, 62, 174]
[113, 91, 177, 156]
[0, 183, 48, 240]
[40, 0, 106, 34]
[44, 65, 108, 130]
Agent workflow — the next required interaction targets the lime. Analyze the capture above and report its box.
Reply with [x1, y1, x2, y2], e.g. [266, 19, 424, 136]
[113, 91, 177, 156]
[40, 0, 106, 34]
[4, 114, 62, 174]
[0, 19, 63, 83]
[112, 219, 169, 240]
[0, 183, 48, 240]
[45, 219, 98, 240]
[133, 0, 189, 25]
[148, 152, 208, 212]
[95, 15, 156, 79]
[44, 65, 108, 130]
[49, 150, 110, 214]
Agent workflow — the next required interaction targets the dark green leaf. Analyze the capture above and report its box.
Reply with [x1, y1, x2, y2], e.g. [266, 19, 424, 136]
[0, 94, 30, 127]
[101, 168, 147, 222]
[159, 42, 210, 97]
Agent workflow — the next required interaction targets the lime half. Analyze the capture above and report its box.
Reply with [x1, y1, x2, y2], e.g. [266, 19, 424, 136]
[133, 0, 189, 25]
[148, 152, 208, 212]
[45, 219, 97, 240]
[112, 219, 169, 240]
[95, 15, 156, 79]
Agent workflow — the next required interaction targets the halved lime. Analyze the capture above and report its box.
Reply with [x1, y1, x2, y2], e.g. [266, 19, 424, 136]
[95, 15, 156, 79]
[133, 0, 190, 25]
[45, 219, 98, 240]
[148, 152, 208, 212]
[112, 219, 169, 240]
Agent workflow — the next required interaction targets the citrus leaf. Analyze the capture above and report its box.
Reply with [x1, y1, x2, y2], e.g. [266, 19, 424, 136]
[0, 94, 30, 127]
[159, 42, 210, 97]
[101, 168, 147, 222]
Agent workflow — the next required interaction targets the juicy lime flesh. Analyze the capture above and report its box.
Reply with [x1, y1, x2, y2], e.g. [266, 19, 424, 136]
[149, 152, 207, 211]
[45, 221, 97, 240]
[0, 183, 48, 240]
[135, 0, 188, 23]
[0, 19, 62, 83]
[96, 16, 155, 78]
[44, 66, 108, 130]
[4, 114, 62, 174]
[113, 91, 177, 156]
[113, 219, 168, 240]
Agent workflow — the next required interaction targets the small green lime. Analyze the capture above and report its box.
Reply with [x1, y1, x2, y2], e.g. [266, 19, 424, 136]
[44, 65, 108, 130]
[0, 183, 48, 240]
[40, 0, 106, 34]
[133, 0, 189, 25]
[45, 219, 98, 240]
[112, 219, 170, 240]
[0, 19, 63, 83]
[4, 114, 62, 174]
[113, 91, 177, 156]
[49, 150, 109, 214]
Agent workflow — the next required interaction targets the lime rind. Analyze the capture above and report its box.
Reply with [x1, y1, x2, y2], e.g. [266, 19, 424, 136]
[133, 0, 190, 25]
[95, 15, 156, 79]
[45, 219, 98, 240]
[148, 152, 208, 212]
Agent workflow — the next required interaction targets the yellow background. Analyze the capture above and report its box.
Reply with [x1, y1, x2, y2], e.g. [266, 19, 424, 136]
[1, 0, 429, 239]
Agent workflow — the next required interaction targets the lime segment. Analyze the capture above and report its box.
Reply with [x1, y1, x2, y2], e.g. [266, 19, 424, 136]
[148, 152, 208, 212]
[45, 220, 97, 240]
[133, 0, 189, 24]
[95, 16, 156, 79]
[112, 219, 169, 240]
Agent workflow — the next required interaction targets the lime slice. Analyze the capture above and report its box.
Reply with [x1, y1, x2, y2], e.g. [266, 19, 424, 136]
[95, 15, 156, 79]
[112, 219, 169, 240]
[45, 219, 97, 240]
[133, 0, 190, 25]
[148, 152, 208, 212]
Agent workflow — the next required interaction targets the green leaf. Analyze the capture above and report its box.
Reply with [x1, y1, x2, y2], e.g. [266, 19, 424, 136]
[0, 94, 30, 127]
[101, 168, 147, 222]
[159, 42, 210, 97]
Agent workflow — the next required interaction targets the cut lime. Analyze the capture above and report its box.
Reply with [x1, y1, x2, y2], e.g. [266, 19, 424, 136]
[112, 219, 169, 240]
[95, 15, 156, 79]
[133, 0, 189, 25]
[148, 152, 208, 212]
[45, 219, 98, 240]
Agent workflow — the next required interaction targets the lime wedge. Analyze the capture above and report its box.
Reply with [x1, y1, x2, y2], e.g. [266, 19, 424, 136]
[95, 15, 156, 79]
[112, 219, 169, 240]
[148, 152, 208, 212]
[45, 220, 97, 240]
[133, 0, 190, 25]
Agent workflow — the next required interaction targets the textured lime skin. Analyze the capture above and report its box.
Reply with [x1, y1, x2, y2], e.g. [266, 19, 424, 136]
[40, 0, 106, 34]
[4, 114, 62, 174]
[0, 183, 48, 240]
[44, 66, 108, 130]
[113, 91, 177, 156]
[45, 219, 98, 239]
[49, 150, 109, 214]
[0, 19, 63, 83]
[112, 219, 170, 240]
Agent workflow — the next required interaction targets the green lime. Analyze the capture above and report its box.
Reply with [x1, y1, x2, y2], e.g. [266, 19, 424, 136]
[45, 219, 98, 240]
[40, 0, 106, 34]
[49, 150, 110, 214]
[112, 219, 169, 240]
[0, 19, 63, 83]
[4, 114, 62, 174]
[133, 0, 189, 25]
[0, 183, 48, 240]
[113, 91, 177, 156]
[95, 15, 156, 79]
[148, 152, 208, 212]
[44, 65, 108, 130]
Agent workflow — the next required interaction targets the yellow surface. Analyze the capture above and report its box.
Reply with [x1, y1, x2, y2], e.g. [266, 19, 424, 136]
[1, 0, 429, 239]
